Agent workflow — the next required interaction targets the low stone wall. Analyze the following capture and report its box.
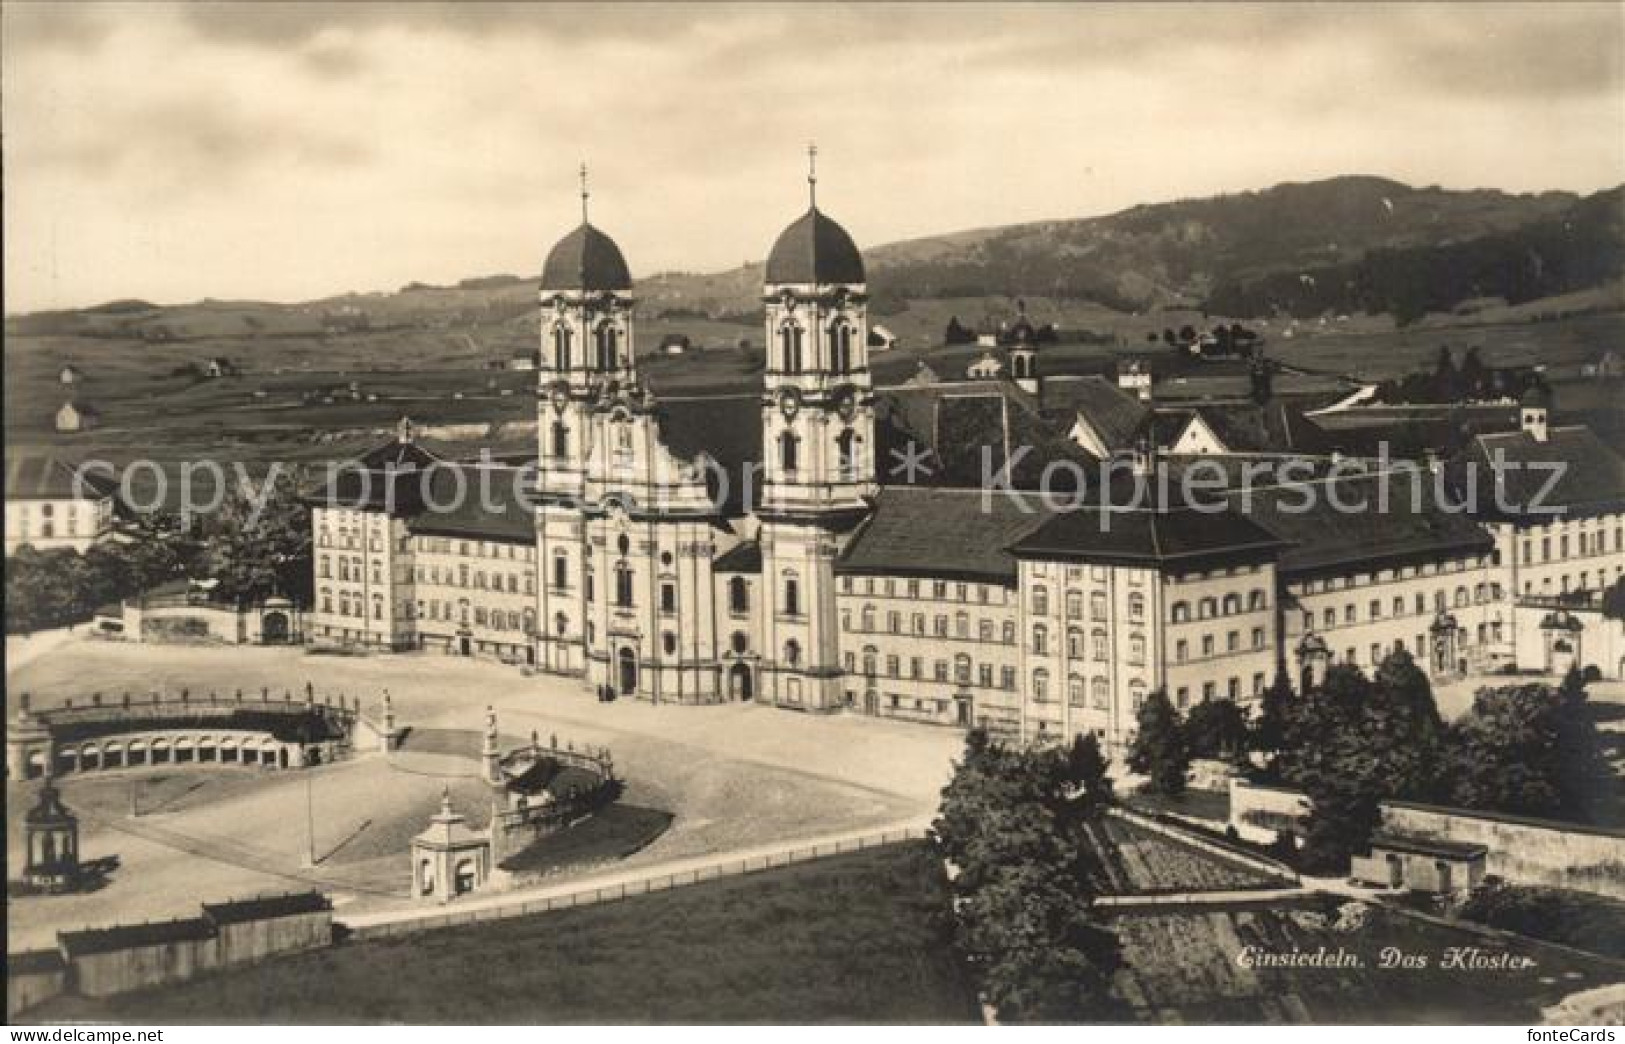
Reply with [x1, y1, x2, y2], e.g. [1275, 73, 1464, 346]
[1382, 801, 1625, 899]
[1228, 780, 1625, 899]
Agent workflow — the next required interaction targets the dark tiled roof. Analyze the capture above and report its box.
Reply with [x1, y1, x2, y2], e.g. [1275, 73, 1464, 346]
[9, 949, 67, 975]
[1040, 376, 1150, 453]
[654, 395, 763, 516]
[837, 486, 1048, 583]
[202, 892, 331, 925]
[5, 456, 114, 500]
[765, 207, 865, 285]
[1011, 507, 1286, 568]
[1368, 833, 1487, 860]
[24, 782, 76, 826]
[356, 438, 443, 471]
[1190, 400, 1332, 455]
[1230, 469, 1493, 577]
[876, 383, 1101, 491]
[540, 222, 632, 293]
[1458, 426, 1625, 519]
[60, 917, 216, 958]
[406, 465, 535, 542]
[713, 540, 762, 573]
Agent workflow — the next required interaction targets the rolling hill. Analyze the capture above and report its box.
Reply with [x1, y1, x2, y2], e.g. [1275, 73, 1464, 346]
[7, 176, 1621, 347]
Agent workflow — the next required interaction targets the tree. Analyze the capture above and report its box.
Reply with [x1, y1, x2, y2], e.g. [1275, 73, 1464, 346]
[1602, 576, 1625, 622]
[1127, 689, 1189, 795]
[1280, 664, 1385, 873]
[1186, 698, 1249, 764]
[1554, 668, 1611, 820]
[933, 731, 1122, 1022]
[1251, 669, 1295, 767]
[204, 470, 313, 606]
[1368, 647, 1446, 801]
[1448, 683, 1569, 818]
[1449, 672, 1610, 822]
[1065, 732, 1114, 821]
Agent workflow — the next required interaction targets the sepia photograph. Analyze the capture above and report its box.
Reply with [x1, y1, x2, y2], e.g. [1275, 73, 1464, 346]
[4, 0, 1625, 1029]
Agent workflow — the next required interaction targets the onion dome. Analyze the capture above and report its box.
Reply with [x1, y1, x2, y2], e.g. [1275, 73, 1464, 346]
[765, 208, 865, 286]
[540, 223, 632, 294]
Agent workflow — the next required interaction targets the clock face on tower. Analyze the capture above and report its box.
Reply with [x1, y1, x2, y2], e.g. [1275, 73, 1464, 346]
[834, 386, 856, 422]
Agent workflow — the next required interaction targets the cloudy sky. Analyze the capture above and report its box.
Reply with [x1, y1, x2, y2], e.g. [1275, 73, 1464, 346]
[4, 2, 1622, 312]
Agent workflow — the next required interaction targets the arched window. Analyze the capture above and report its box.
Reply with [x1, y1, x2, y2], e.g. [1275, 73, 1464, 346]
[1171, 600, 1191, 623]
[829, 321, 853, 374]
[779, 323, 804, 374]
[1092, 628, 1108, 661]
[1069, 675, 1085, 706]
[779, 431, 800, 473]
[1128, 634, 1146, 665]
[1222, 593, 1241, 615]
[1091, 677, 1109, 708]
[1454, 586, 1469, 608]
[1091, 592, 1108, 620]
[553, 324, 573, 370]
[1067, 627, 1084, 658]
[615, 560, 634, 607]
[784, 639, 802, 666]
[1128, 592, 1145, 622]
[729, 576, 750, 614]
[1066, 591, 1083, 619]
[1002, 620, 1017, 644]
[555, 611, 568, 636]
[979, 619, 994, 642]
[372, 594, 384, 620]
[783, 573, 801, 617]
[320, 588, 332, 613]
[1248, 589, 1267, 611]
[955, 654, 972, 684]
[956, 611, 969, 638]
[1032, 669, 1049, 702]
[1199, 597, 1217, 620]
[1128, 681, 1147, 711]
[594, 322, 619, 371]
[1032, 586, 1049, 615]
[1032, 624, 1048, 655]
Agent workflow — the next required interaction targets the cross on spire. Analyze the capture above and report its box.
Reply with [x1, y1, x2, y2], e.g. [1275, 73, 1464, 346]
[579, 162, 590, 224]
[807, 142, 818, 209]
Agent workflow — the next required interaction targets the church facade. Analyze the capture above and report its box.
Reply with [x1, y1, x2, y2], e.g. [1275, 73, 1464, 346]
[306, 182, 1625, 753]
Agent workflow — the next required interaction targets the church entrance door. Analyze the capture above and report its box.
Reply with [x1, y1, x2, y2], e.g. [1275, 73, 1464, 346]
[730, 663, 753, 701]
[618, 647, 638, 696]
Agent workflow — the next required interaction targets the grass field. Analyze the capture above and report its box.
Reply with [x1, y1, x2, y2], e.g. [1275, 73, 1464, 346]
[32, 842, 980, 1025]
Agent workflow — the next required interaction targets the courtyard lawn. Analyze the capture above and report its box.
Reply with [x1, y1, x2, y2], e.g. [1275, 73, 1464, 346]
[33, 842, 981, 1025]
[1109, 899, 1625, 1024]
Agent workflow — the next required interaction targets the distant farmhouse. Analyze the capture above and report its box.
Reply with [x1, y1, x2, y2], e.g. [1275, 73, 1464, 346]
[58, 365, 82, 386]
[659, 333, 692, 356]
[54, 402, 99, 433]
[868, 324, 898, 352]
